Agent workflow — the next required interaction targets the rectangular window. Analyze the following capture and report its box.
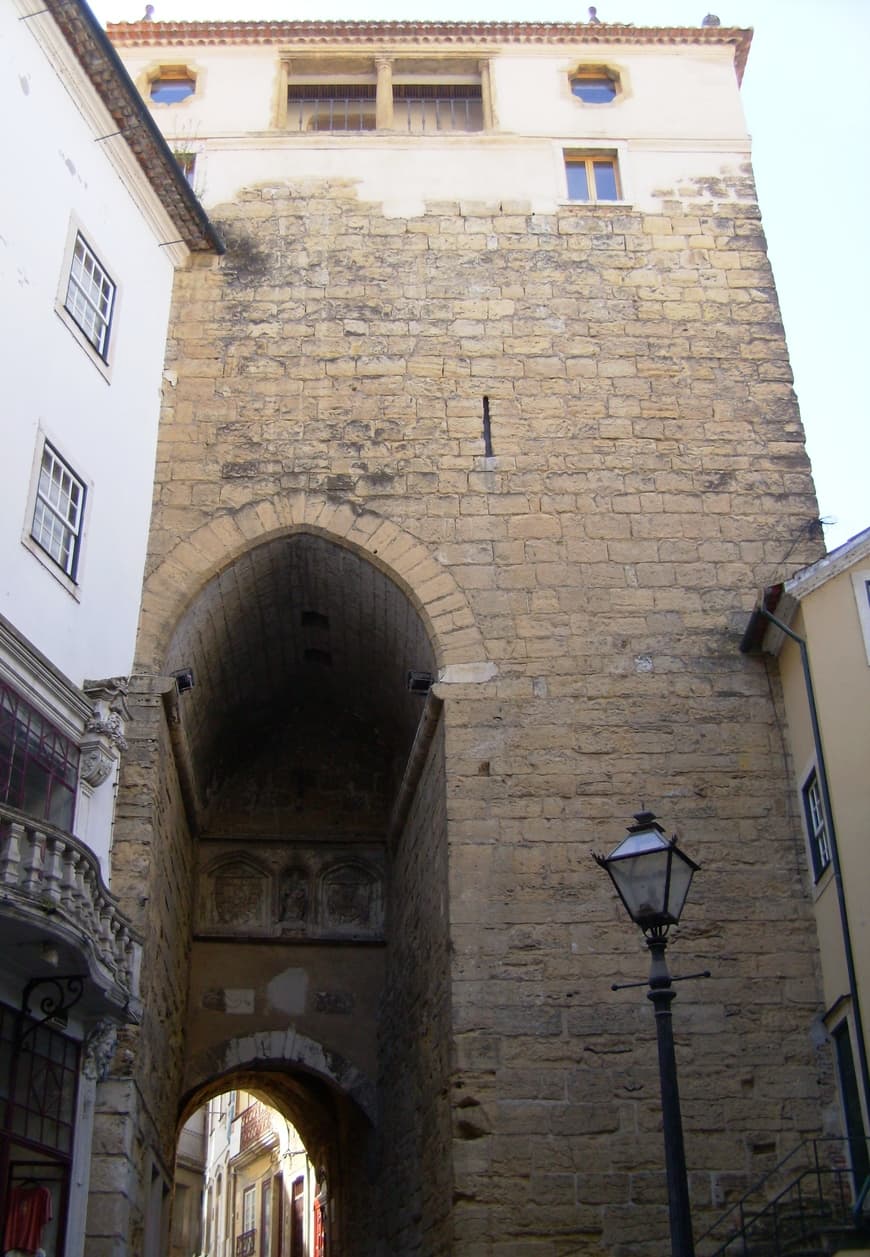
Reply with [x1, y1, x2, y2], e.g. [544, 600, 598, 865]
[30, 443, 85, 581]
[565, 153, 620, 203]
[0, 680, 79, 831]
[242, 1184, 256, 1233]
[284, 62, 485, 134]
[287, 84, 376, 132]
[851, 570, 870, 666]
[63, 234, 115, 360]
[802, 770, 832, 880]
[392, 83, 483, 132]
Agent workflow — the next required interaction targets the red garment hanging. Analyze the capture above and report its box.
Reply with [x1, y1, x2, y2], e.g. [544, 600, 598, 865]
[3, 1183, 52, 1254]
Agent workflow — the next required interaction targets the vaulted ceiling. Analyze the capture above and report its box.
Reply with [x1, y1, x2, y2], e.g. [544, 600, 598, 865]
[165, 533, 435, 824]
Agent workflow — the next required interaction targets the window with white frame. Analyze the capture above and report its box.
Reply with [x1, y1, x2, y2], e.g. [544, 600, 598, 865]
[30, 442, 86, 581]
[63, 233, 116, 360]
[851, 568, 870, 665]
[242, 1184, 256, 1237]
[802, 769, 832, 881]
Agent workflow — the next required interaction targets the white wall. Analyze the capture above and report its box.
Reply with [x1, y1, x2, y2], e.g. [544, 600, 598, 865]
[0, 3, 177, 687]
[117, 38, 751, 215]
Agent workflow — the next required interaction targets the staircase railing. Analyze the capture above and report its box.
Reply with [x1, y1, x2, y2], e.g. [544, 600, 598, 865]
[697, 1136, 870, 1256]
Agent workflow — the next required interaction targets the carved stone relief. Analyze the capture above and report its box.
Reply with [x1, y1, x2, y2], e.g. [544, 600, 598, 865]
[196, 842, 385, 941]
[322, 864, 379, 932]
[278, 866, 310, 926]
[210, 861, 268, 928]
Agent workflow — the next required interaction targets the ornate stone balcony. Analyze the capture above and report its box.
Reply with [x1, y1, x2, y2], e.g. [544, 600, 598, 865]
[0, 803, 141, 1018]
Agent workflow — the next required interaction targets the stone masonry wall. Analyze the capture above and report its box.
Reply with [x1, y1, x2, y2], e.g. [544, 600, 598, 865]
[130, 172, 831, 1254]
[90, 677, 197, 1250]
[381, 711, 453, 1257]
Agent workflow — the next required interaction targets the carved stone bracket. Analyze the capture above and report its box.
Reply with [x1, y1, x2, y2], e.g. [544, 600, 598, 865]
[80, 677, 130, 788]
[83, 1020, 119, 1082]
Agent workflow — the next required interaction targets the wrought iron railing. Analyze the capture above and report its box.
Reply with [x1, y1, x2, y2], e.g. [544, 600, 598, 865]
[240, 1100, 272, 1151]
[392, 85, 483, 132]
[236, 1229, 256, 1257]
[285, 83, 483, 133]
[0, 803, 141, 1002]
[287, 85, 376, 132]
[698, 1136, 870, 1256]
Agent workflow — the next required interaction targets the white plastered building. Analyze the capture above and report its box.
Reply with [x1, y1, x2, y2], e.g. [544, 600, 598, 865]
[0, 3, 219, 1253]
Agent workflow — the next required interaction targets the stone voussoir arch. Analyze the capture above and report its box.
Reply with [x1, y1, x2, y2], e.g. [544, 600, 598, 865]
[183, 1027, 377, 1125]
[136, 492, 489, 677]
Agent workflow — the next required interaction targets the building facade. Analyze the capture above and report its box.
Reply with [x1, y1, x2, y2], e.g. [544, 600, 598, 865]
[190, 1090, 315, 1257]
[742, 527, 870, 1200]
[0, 1, 218, 1253]
[97, 16, 837, 1255]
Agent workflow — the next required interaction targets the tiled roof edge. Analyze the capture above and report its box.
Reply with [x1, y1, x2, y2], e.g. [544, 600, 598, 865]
[106, 20, 752, 84]
[46, 0, 223, 253]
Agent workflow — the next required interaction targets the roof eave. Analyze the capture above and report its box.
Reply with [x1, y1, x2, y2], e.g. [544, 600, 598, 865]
[47, 0, 223, 254]
[106, 20, 753, 85]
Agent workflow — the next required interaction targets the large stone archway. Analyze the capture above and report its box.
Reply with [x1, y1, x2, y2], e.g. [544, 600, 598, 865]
[135, 492, 488, 674]
[177, 1043, 379, 1257]
[93, 514, 484, 1255]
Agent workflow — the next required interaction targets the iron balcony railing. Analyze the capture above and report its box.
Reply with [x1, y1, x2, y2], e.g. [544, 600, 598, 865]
[236, 1229, 256, 1257]
[697, 1136, 870, 1256]
[287, 85, 376, 132]
[240, 1100, 272, 1152]
[286, 83, 483, 133]
[0, 803, 141, 1006]
[392, 85, 483, 132]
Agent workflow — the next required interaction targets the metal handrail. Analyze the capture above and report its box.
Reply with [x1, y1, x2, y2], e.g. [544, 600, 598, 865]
[698, 1136, 870, 1256]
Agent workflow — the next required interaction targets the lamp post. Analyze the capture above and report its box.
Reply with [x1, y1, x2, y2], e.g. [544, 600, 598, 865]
[594, 811, 701, 1257]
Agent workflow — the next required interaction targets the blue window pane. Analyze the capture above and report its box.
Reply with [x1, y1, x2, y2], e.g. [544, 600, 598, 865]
[150, 78, 195, 104]
[572, 77, 616, 103]
[566, 163, 590, 201]
[593, 161, 619, 201]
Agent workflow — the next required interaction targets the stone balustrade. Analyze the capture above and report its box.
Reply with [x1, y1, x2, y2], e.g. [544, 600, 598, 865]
[0, 803, 141, 1007]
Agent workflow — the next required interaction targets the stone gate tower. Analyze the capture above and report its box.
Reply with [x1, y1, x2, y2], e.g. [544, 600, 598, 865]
[100, 18, 830, 1256]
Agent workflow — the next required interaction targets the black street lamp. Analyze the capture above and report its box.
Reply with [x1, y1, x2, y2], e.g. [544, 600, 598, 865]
[595, 811, 701, 1257]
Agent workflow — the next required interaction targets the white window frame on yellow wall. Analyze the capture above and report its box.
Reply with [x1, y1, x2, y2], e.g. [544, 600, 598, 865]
[850, 568, 870, 665]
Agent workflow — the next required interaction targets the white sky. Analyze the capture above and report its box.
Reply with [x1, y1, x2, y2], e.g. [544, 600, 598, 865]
[92, 0, 870, 551]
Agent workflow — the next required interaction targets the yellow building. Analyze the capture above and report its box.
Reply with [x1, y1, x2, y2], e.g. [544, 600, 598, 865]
[197, 1091, 316, 1257]
[742, 525, 870, 1195]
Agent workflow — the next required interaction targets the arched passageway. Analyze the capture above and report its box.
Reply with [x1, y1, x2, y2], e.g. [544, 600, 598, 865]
[174, 1058, 374, 1257]
[120, 526, 456, 1254]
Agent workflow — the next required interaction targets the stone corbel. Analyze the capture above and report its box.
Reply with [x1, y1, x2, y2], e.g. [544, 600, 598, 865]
[80, 677, 130, 789]
[83, 1019, 118, 1082]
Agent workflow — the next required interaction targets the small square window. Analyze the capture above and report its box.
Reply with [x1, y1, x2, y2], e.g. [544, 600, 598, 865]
[565, 153, 620, 203]
[150, 66, 196, 104]
[802, 770, 832, 881]
[30, 443, 86, 581]
[64, 234, 115, 360]
[571, 70, 618, 103]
